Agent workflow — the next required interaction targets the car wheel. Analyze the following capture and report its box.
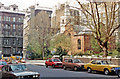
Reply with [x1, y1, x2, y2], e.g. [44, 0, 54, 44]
[118, 71, 120, 78]
[87, 67, 92, 73]
[74, 66, 78, 71]
[104, 69, 109, 75]
[52, 65, 55, 68]
[46, 65, 48, 68]
[63, 65, 66, 70]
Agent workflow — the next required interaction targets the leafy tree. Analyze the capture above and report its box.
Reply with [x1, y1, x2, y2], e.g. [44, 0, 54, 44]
[76, 0, 120, 57]
[50, 34, 72, 52]
[54, 46, 67, 61]
[91, 36, 102, 52]
[117, 42, 120, 52]
[27, 44, 42, 59]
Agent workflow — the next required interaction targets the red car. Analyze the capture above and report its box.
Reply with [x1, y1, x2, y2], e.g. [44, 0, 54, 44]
[45, 58, 63, 68]
[0, 60, 7, 69]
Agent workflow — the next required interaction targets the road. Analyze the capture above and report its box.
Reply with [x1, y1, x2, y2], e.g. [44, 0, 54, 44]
[26, 64, 118, 79]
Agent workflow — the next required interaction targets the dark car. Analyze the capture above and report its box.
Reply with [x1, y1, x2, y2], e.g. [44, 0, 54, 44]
[45, 58, 63, 68]
[114, 67, 120, 78]
[0, 60, 7, 69]
[62, 58, 84, 71]
[1, 64, 40, 79]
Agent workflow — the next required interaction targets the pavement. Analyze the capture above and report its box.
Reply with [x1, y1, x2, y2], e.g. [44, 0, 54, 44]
[26, 60, 45, 66]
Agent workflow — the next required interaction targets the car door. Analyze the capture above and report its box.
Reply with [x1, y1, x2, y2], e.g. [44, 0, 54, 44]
[49, 59, 53, 66]
[1, 66, 9, 78]
[68, 59, 73, 68]
[63, 59, 68, 67]
[96, 61, 103, 71]
[45, 59, 49, 66]
[90, 60, 97, 70]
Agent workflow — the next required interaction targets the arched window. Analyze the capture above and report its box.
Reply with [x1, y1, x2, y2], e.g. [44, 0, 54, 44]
[78, 39, 81, 49]
[62, 19, 64, 24]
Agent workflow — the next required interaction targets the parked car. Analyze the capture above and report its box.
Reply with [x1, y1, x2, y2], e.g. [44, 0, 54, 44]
[84, 60, 120, 75]
[7, 59, 19, 64]
[0, 60, 7, 69]
[19, 59, 26, 63]
[45, 58, 63, 68]
[113, 67, 120, 78]
[62, 58, 84, 71]
[1, 64, 40, 79]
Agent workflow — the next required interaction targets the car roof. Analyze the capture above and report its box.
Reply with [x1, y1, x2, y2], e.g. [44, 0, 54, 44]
[91, 60, 109, 62]
[64, 58, 79, 60]
[5, 64, 25, 66]
[48, 58, 59, 59]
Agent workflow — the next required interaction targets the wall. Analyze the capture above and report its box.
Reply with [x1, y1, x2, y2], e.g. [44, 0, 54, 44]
[63, 56, 120, 65]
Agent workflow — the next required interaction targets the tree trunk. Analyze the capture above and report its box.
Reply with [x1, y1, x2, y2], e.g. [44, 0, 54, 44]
[103, 47, 108, 57]
[97, 39, 108, 57]
[102, 42, 108, 57]
[42, 47, 44, 59]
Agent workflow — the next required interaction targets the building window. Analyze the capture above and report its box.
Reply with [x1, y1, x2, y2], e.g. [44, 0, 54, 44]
[18, 25, 21, 29]
[78, 39, 81, 49]
[18, 32, 21, 36]
[13, 17, 15, 22]
[13, 32, 16, 36]
[6, 16, 8, 21]
[18, 39, 20, 45]
[13, 48, 16, 54]
[4, 31, 9, 36]
[62, 19, 64, 24]
[9, 17, 11, 21]
[18, 18, 20, 22]
[48, 12, 51, 17]
[3, 39, 6, 45]
[0, 23, 1, 29]
[8, 24, 10, 29]
[5, 24, 8, 29]
[4, 16, 5, 21]
[13, 24, 16, 29]
[6, 39, 9, 45]
[13, 40, 15, 45]
[3, 39, 9, 45]
[0, 16, 1, 21]
[13, 8, 16, 11]
[4, 24, 10, 29]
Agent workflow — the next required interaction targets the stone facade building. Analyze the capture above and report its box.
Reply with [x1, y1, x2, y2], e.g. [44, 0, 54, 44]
[52, 3, 80, 34]
[0, 2, 25, 56]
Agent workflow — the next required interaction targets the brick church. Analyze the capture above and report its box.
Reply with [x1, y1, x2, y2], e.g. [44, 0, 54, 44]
[63, 24, 91, 55]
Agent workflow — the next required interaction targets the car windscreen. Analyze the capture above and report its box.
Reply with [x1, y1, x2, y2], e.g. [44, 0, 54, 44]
[101, 61, 113, 65]
[107, 61, 114, 65]
[73, 59, 83, 63]
[0, 61, 7, 65]
[11, 65, 27, 71]
[52, 59, 61, 62]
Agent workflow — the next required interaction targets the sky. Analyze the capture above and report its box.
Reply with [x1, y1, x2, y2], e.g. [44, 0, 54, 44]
[0, 0, 81, 10]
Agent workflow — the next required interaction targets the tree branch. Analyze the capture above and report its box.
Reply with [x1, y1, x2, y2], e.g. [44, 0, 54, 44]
[109, 24, 120, 37]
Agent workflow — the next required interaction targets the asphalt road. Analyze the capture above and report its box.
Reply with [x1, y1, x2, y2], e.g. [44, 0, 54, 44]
[26, 64, 118, 79]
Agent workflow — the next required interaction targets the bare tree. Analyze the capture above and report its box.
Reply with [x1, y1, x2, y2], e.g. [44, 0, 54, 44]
[28, 11, 52, 59]
[76, 0, 120, 57]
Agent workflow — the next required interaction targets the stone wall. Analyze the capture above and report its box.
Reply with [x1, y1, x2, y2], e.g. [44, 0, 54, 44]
[63, 56, 120, 65]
